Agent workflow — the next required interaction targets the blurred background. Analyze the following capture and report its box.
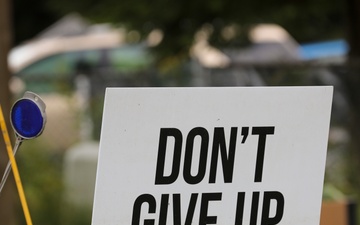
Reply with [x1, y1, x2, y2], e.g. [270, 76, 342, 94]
[0, 0, 360, 224]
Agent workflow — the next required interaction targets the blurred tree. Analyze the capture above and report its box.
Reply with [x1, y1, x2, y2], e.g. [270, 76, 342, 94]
[12, 0, 60, 45]
[0, 0, 17, 224]
[48, 0, 345, 57]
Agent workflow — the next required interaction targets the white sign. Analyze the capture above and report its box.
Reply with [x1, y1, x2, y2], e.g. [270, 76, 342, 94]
[92, 87, 333, 225]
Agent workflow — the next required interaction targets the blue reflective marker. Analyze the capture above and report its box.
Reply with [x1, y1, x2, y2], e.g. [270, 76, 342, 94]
[0, 92, 46, 195]
[10, 92, 46, 139]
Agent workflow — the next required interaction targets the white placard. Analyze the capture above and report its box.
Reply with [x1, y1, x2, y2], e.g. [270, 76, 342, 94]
[92, 87, 333, 225]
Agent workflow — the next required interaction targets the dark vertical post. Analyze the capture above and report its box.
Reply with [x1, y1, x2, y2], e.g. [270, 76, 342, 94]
[0, 0, 16, 224]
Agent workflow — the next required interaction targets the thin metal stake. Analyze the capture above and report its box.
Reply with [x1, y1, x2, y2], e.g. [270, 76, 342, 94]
[0, 136, 23, 194]
[0, 104, 33, 225]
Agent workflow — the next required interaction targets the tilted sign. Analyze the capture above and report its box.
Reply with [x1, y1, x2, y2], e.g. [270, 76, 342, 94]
[92, 87, 333, 225]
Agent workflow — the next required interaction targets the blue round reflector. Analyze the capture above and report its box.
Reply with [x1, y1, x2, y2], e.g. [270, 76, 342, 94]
[11, 99, 45, 139]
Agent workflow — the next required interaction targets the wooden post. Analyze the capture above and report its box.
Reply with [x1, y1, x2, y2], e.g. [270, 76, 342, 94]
[0, 0, 16, 224]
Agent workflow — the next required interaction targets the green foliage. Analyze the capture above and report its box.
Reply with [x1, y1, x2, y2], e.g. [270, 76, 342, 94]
[13, 0, 61, 44]
[47, 0, 346, 58]
[15, 139, 95, 225]
[61, 205, 93, 225]
[16, 140, 64, 225]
